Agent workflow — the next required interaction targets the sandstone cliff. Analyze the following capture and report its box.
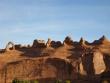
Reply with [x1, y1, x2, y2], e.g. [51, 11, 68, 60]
[0, 36, 110, 83]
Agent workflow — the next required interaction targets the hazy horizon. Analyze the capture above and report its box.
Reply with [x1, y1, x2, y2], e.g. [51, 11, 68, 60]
[0, 0, 110, 48]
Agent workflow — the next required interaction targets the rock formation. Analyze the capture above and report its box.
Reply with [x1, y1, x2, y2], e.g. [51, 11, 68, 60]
[63, 36, 74, 45]
[50, 41, 62, 48]
[32, 39, 46, 48]
[0, 36, 110, 83]
[93, 51, 106, 74]
[79, 50, 106, 76]
[92, 35, 110, 45]
[46, 38, 51, 47]
[5, 42, 15, 51]
[79, 37, 85, 45]
[15, 44, 22, 49]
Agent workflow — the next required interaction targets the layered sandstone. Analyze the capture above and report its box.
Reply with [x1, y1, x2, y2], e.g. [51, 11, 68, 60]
[0, 36, 110, 83]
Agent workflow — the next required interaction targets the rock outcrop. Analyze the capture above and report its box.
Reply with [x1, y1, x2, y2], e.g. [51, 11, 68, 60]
[46, 38, 51, 47]
[5, 42, 15, 51]
[63, 36, 74, 45]
[0, 36, 110, 83]
[46, 38, 62, 48]
[79, 37, 86, 45]
[15, 44, 22, 49]
[79, 50, 106, 76]
[32, 39, 46, 48]
[92, 35, 110, 45]
[50, 41, 62, 48]
[93, 51, 106, 74]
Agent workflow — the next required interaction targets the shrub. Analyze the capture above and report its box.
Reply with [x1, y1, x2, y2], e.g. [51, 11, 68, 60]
[65, 80, 71, 83]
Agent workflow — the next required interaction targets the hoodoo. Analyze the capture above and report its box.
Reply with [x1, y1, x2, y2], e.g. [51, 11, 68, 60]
[63, 36, 74, 45]
[79, 37, 86, 45]
[46, 38, 51, 47]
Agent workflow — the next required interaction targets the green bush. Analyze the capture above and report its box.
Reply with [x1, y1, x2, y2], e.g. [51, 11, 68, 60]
[65, 80, 71, 83]
[55, 79, 62, 83]
[12, 79, 39, 83]
[12, 78, 18, 83]
[33, 80, 39, 83]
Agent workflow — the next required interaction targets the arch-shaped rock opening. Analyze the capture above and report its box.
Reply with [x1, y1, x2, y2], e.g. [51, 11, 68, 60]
[5, 42, 15, 51]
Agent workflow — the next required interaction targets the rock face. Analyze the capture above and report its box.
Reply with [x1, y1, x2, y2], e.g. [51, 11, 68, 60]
[0, 36, 110, 83]
[79, 37, 85, 45]
[15, 44, 22, 49]
[0, 58, 76, 83]
[63, 36, 73, 45]
[46, 38, 51, 47]
[32, 39, 46, 48]
[93, 51, 106, 74]
[80, 51, 106, 76]
[92, 35, 110, 45]
[50, 41, 62, 48]
[80, 52, 95, 76]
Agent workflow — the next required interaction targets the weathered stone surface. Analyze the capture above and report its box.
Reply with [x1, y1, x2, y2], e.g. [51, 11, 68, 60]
[79, 61, 87, 75]
[79, 51, 106, 76]
[80, 53, 95, 76]
[32, 39, 46, 48]
[0, 36, 110, 83]
[46, 38, 51, 47]
[46, 38, 62, 48]
[93, 51, 106, 74]
[50, 41, 62, 48]
[15, 44, 22, 49]
[63, 36, 73, 45]
[92, 35, 110, 45]
[0, 58, 77, 83]
[79, 37, 86, 45]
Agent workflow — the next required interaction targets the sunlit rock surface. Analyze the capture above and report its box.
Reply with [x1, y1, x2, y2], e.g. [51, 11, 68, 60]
[0, 36, 110, 83]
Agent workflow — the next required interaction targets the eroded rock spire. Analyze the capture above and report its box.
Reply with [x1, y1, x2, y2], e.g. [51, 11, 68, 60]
[63, 36, 74, 45]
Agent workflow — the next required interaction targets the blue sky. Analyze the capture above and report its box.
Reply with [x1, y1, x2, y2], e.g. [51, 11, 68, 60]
[0, 0, 110, 48]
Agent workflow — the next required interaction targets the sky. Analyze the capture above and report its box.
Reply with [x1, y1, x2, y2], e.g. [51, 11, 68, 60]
[0, 0, 110, 48]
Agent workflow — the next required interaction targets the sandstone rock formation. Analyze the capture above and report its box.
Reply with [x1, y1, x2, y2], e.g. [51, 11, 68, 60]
[32, 39, 46, 48]
[50, 41, 62, 48]
[79, 37, 86, 45]
[46, 38, 62, 48]
[46, 38, 51, 47]
[93, 51, 106, 74]
[63, 36, 73, 45]
[0, 36, 110, 83]
[92, 35, 110, 45]
[5, 42, 15, 51]
[15, 44, 22, 49]
[79, 50, 106, 76]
